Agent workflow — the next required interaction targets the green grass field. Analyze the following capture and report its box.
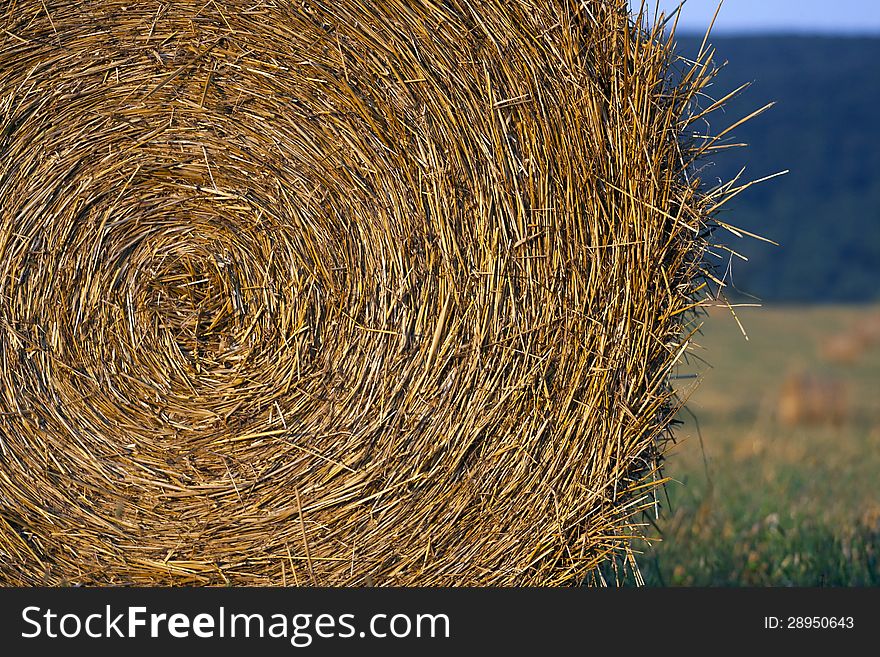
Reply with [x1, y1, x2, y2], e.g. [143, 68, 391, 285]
[636, 305, 880, 586]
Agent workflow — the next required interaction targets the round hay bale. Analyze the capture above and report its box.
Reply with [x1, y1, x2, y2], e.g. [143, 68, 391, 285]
[0, 1, 726, 585]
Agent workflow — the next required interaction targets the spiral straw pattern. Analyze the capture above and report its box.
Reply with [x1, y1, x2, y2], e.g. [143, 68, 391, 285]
[1, 1, 727, 585]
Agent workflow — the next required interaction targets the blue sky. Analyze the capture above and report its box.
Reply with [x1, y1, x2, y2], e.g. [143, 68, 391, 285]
[630, 1, 880, 34]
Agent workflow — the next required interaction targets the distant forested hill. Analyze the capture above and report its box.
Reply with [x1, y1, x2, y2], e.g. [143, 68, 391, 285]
[673, 36, 880, 302]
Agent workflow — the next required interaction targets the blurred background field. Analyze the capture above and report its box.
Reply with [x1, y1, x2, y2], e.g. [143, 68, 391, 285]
[636, 305, 880, 585]
[619, 1, 880, 587]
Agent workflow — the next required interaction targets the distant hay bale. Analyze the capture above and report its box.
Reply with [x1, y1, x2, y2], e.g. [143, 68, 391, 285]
[1, 1, 736, 585]
[820, 332, 864, 365]
[856, 313, 880, 349]
[777, 371, 848, 427]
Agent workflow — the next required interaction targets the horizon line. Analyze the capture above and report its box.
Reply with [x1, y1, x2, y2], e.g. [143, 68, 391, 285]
[671, 29, 880, 37]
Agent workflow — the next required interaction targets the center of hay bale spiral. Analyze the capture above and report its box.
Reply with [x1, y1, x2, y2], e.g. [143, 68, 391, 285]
[1, 1, 724, 585]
